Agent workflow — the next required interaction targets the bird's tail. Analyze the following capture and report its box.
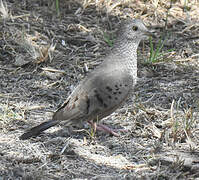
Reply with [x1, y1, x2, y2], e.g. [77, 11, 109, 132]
[19, 120, 58, 140]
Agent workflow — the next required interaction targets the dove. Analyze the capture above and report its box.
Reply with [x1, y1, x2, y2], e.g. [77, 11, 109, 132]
[19, 19, 154, 140]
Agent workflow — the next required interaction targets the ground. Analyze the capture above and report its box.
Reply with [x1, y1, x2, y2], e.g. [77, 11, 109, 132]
[0, 0, 199, 179]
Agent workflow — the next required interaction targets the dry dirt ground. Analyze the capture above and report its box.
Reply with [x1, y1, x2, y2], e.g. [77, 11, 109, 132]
[0, 0, 199, 179]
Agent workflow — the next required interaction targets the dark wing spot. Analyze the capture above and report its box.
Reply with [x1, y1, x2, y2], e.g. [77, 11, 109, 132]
[106, 86, 112, 92]
[95, 93, 107, 108]
[115, 97, 118, 100]
[113, 92, 117, 95]
[124, 84, 128, 87]
[115, 85, 119, 91]
[96, 93, 103, 104]
[118, 91, 122, 94]
[103, 103, 108, 108]
[108, 95, 112, 99]
[86, 97, 90, 114]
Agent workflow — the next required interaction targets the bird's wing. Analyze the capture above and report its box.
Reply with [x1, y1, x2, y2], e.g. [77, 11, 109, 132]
[53, 68, 133, 123]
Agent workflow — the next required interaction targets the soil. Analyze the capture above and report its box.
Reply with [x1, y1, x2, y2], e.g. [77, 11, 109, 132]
[0, 0, 199, 179]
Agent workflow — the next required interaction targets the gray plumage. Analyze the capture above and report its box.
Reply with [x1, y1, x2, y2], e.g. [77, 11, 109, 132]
[19, 19, 153, 140]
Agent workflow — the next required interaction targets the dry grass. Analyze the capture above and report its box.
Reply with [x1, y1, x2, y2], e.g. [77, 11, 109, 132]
[0, 0, 199, 179]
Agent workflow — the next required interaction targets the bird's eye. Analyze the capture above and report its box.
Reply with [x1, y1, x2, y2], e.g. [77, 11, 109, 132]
[132, 26, 138, 31]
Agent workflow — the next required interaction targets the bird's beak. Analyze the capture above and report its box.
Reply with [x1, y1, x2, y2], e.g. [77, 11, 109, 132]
[144, 29, 156, 38]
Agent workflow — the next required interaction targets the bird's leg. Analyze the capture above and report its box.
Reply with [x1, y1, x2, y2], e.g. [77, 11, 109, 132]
[88, 121, 127, 137]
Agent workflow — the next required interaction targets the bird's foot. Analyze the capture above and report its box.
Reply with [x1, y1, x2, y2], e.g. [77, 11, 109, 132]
[88, 121, 128, 137]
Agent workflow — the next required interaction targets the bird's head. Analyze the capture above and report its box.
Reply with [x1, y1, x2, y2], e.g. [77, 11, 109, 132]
[118, 19, 154, 42]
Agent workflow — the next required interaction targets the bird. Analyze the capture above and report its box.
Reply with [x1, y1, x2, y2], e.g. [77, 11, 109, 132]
[19, 19, 154, 140]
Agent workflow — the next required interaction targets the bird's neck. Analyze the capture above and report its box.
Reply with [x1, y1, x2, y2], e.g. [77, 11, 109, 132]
[111, 38, 140, 84]
[112, 38, 140, 57]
